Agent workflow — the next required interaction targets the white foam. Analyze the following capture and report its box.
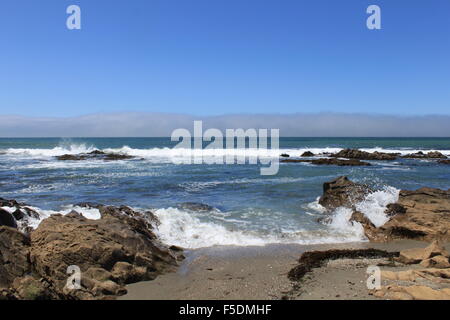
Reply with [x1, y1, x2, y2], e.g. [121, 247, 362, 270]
[326, 186, 400, 237]
[2, 144, 450, 164]
[153, 207, 367, 249]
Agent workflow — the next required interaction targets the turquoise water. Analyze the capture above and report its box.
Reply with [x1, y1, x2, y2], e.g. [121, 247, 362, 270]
[1, 137, 449, 248]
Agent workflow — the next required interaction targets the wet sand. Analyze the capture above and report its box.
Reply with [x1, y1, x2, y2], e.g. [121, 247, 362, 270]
[120, 240, 438, 300]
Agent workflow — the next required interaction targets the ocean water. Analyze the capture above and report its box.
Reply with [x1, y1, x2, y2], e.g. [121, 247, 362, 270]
[1, 137, 450, 249]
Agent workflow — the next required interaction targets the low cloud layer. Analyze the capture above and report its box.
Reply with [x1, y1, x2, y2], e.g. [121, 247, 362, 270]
[1, 112, 450, 137]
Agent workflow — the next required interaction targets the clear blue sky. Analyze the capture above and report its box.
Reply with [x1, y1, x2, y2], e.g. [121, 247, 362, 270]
[1, 0, 449, 117]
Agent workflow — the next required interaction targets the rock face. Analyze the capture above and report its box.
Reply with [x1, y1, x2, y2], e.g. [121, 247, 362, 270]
[318, 176, 371, 210]
[0, 203, 183, 300]
[0, 198, 40, 233]
[331, 149, 398, 161]
[281, 158, 371, 166]
[56, 150, 134, 161]
[378, 188, 450, 241]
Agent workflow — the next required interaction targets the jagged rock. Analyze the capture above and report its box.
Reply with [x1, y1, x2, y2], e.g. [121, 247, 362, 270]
[402, 151, 447, 159]
[397, 241, 449, 264]
[380, 188, 450, 241]
[385, 203, 407, 217]
[0, 227, 31, 288]
[0, 209, 17, 228]
[420, 256, 450, 269]
[56, 152, 134, 161]
[318, 176, 372, 210]
[29, 208, 183, 299]
[301, 151, 315, 157]
[331, 149, 397, 161]
[281, 158, 371, 166]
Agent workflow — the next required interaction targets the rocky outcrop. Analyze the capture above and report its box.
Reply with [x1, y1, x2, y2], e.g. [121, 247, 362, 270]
[372, 242, 450, 300]
[0, 203, 183, 300]
[281, 158, 371, 166]
[0, 198, 40, 233]
[317, 177, 450, 242]
[56, 150, 134, 161]
[438, 160, 450, 165]
[377, 188, 450, 241]
[331, 149, 398, 161]
[318, 176, 371, 210]
[402, 151, 447, 159]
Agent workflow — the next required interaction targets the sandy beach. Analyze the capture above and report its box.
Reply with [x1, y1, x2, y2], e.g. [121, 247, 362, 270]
[120, 240, 446, 300]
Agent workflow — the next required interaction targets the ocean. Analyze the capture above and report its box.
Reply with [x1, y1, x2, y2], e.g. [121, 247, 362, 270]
[1, 137, 449, 248]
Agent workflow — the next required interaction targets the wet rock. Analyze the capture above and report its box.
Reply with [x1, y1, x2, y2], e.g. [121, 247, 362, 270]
[438, 160, 450, 165]
[0, 209, 17, 228]
[402, 151, 447, 159]
[331, 149, 397, 161]
[280, 153, 290, 158]
[178, 202, 216, 212]
[385, 203, 407, 217]
[318, 176, 372, 210]
[56, 152, 134, 161]
[281, 158, 371, 166]
[301, 151, 315, 157]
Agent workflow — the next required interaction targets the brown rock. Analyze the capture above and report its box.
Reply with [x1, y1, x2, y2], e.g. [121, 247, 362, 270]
[0, 227, 31, 288]
[420, 255, 450, 269]
[318, 176, 372, 210]
[380, 188, 450, 241]
[28, 206, 182, 299]
[398, 241, 449, 264]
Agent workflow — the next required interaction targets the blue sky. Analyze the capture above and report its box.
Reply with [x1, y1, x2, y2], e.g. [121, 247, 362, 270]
[1, 0, 449, 117]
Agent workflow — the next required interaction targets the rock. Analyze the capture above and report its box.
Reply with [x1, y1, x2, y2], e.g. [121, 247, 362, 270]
[177, 202, 216, 212]
[281, 158, 371, 166]
[385, 203, 406, 217]
[397, 241, 449, 264]
[280, 153, 290, 158]
[379, 188, 450, 241]
[318, 176, 372, 210]
[420, 256, 450, 269]
[56, 152, 134, 161]
[402, 151, 447, 159]
[301, 151, 315, 157]
[0, 209, 17, 228]
[0, 227, 31, 288]
[331, 149, 397, 161]
[288, 248, 398, 281]
[11, 276, 57, 300]
[377, 285, 450, 300]
[438, 160, 450, 165]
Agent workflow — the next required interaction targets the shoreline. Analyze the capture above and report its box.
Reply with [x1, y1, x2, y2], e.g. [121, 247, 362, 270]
[120, 240, 438, 300]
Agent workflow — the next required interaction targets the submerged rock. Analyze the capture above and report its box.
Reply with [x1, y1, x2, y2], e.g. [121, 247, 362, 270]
[178, 202, 216, 212]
